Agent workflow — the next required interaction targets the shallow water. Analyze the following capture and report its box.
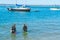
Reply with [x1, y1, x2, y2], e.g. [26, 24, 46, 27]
[0, 5, 60, 40]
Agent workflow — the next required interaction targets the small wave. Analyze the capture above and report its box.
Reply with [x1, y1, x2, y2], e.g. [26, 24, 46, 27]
[50, 8, 60, 10]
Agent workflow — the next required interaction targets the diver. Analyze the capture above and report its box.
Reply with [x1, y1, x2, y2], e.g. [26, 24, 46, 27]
[11, 24, 16, 33]
[23, 24, 27, 32]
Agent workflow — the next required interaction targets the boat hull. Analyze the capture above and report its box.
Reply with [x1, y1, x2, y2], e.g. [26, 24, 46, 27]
[7, 8, 30, 12]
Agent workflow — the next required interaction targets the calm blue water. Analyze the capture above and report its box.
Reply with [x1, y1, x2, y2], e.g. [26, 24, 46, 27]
[0, 5, 60, 40]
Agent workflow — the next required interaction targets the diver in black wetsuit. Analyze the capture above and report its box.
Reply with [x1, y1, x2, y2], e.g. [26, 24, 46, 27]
[23, 24, 27, 32]
[11, 24, 16, 33]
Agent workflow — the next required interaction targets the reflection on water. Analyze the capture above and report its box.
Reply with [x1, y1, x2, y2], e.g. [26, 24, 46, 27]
[11, 33, 16, 40]
[23, 32, 28, 40]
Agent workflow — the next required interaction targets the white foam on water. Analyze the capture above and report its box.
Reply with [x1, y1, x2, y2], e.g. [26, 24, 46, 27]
[50, 8, 60, 10]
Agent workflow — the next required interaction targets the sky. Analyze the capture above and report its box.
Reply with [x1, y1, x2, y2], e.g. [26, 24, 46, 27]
[0, 0, 60, 5]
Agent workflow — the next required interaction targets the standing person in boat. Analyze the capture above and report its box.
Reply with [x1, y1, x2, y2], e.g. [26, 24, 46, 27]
[23, 24, 27, 32]
[11, 24, 16, 33]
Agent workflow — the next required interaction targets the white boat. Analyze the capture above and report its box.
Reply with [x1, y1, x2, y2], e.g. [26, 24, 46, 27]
[8, 0, 30, 11]
[8, 7, 30, 11]
[50, 8, 60, 10]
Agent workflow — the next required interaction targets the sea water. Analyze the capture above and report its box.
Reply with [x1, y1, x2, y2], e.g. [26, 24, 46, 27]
[0, 5, 60, 40]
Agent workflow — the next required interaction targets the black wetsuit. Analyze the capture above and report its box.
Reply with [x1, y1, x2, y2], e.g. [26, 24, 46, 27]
[12, 26, 16, 33]
[23, 25, 27, 32]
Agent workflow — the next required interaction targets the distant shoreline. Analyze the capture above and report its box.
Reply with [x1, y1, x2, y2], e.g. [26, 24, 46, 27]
[0, 4, 60, 6]
[0, 4, 60, 7]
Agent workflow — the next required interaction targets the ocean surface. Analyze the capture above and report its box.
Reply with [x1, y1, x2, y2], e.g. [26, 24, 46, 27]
[0, 5, 60, 40]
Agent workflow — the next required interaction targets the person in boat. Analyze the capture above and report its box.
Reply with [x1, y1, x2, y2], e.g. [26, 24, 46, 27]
[11, 24, 16, 33]
[23, 24, 27, 32]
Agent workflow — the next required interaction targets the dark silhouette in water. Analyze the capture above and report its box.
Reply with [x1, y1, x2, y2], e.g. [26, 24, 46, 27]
[23, 24, 27, 32]
[34, 10, 40, 12]
[11, 24, 16, 33]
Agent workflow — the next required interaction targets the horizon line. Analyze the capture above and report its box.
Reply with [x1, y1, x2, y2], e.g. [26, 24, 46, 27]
[0, 4, 60, 6]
